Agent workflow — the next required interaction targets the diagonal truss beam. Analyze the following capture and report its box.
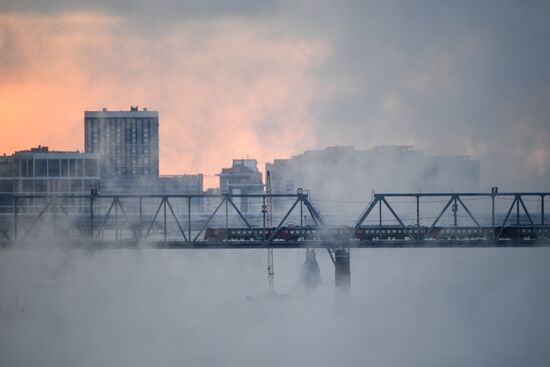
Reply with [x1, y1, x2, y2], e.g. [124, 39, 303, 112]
[354, 198, 380, 231]
[165, 198, 188, 242]
[144, 198, 166, 239]
[302, 197, 326, 227]
[423, 197, 454, 239]
[20, 199, 52, 242]
[226, 197, 261, 240]
[49, 198, 71, 217]
[227, 197, 253, 230]
[302, 197, 332, 261]
[456, 197, 481, 228]
[518, 197, 534, 225]
[94, 198, 117, 241]
[268, 198, 300, 241]
[21, 196, 75, 242]
[381, 198, 405, 227]
[497, 197, 517, 240]
[193, 197, 226, 242]
[115, 198, 139, 242]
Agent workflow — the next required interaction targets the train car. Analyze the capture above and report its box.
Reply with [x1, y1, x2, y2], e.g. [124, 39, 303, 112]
[497, 226, 545, 241]
[426, 226, 490, 241]
[204, 225, 351, 242]
[203, 224, 547, 242]
[355, 225, 419, 241]
[206, 228, 268, 241]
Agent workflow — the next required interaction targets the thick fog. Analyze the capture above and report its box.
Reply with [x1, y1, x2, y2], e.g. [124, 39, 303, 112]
[1, 245, 550, 366]
[2, 0, 550, 365]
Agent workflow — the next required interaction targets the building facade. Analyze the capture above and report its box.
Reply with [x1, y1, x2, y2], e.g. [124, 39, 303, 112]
[0, 146, 100, 195]
[99, 174, 203, 195]
[266, 145, 481, 200]
[218, 159, 263, 213]
[84, 106, 159, 177]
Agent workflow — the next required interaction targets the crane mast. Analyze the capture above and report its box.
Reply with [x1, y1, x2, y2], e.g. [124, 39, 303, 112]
[266, 171, 274, 293]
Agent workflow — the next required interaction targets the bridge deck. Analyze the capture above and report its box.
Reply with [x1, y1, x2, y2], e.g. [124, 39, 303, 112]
[3, 239, 548, 249]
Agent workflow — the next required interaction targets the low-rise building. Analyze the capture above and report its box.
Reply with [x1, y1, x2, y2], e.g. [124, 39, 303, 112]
[99, 174, 203, 195]
[0, 146, 100, 195]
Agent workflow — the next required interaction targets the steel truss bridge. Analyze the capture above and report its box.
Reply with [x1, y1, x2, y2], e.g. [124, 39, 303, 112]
[1, 191, 548, 289]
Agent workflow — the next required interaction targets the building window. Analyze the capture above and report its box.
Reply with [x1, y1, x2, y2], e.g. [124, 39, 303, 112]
[0, 179, 13, 193]
[76, 159, 84, 176]
[61, 159, 69, 177]
[59, 180, 69, 193]
[22, 179, 33, 192]
[71, 179, 82, 192]
[18, 159, 30, 177]
[35, 159, 47, 177]
[84, 159, 98, 177]
[35, 180, 46, 193]
[48, 159, 59, 177]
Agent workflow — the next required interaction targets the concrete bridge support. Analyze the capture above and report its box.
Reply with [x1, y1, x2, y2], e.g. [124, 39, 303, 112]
[300, 248, 321, 289]
[334, 248, 351, 291]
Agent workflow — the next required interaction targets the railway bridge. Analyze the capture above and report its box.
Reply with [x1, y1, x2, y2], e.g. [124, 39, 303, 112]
[0, 191, 548, 290]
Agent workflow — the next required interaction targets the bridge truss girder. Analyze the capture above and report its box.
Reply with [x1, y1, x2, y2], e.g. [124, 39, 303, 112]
[354, 192, 547, 242]
[1, 192, 329, 246]
[0, 191, 548, 247]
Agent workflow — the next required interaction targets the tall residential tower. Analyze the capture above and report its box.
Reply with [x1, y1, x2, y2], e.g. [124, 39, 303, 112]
[84, 106, 159, 177]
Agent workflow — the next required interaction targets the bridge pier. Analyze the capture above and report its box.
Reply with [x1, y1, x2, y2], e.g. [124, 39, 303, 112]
[334, 248, 351, 291]
[300, 249, 321, 289]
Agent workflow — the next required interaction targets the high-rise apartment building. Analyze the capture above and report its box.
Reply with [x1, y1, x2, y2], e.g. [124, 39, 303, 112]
[84, 106, 159, 177]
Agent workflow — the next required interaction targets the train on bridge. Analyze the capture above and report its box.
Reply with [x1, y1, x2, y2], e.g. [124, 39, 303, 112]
[204, 225, 548, 242]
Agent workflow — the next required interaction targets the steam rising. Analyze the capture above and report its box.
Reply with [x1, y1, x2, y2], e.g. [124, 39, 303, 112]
[1, 246, 550, 366]
[1, 1, 550, 365]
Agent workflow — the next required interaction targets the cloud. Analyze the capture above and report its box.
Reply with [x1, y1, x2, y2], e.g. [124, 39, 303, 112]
[1, 1, 550, 190]
[299, 1, 550, 189]
[0, 13, 327, 187]
[0, 0, 277, 20]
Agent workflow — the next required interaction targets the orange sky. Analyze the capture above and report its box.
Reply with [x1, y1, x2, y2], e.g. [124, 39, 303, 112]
[0, 13, 327, 188]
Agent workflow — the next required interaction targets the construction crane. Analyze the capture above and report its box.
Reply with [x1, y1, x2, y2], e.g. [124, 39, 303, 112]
[265, 171, 274, 293]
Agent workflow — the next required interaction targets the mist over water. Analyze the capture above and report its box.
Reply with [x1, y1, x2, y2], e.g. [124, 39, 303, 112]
[1, 246, 549, 366]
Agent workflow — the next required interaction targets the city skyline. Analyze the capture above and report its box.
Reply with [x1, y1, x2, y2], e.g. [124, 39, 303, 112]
[1, 109, 481, 191]
[1, 2, 549, 192]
